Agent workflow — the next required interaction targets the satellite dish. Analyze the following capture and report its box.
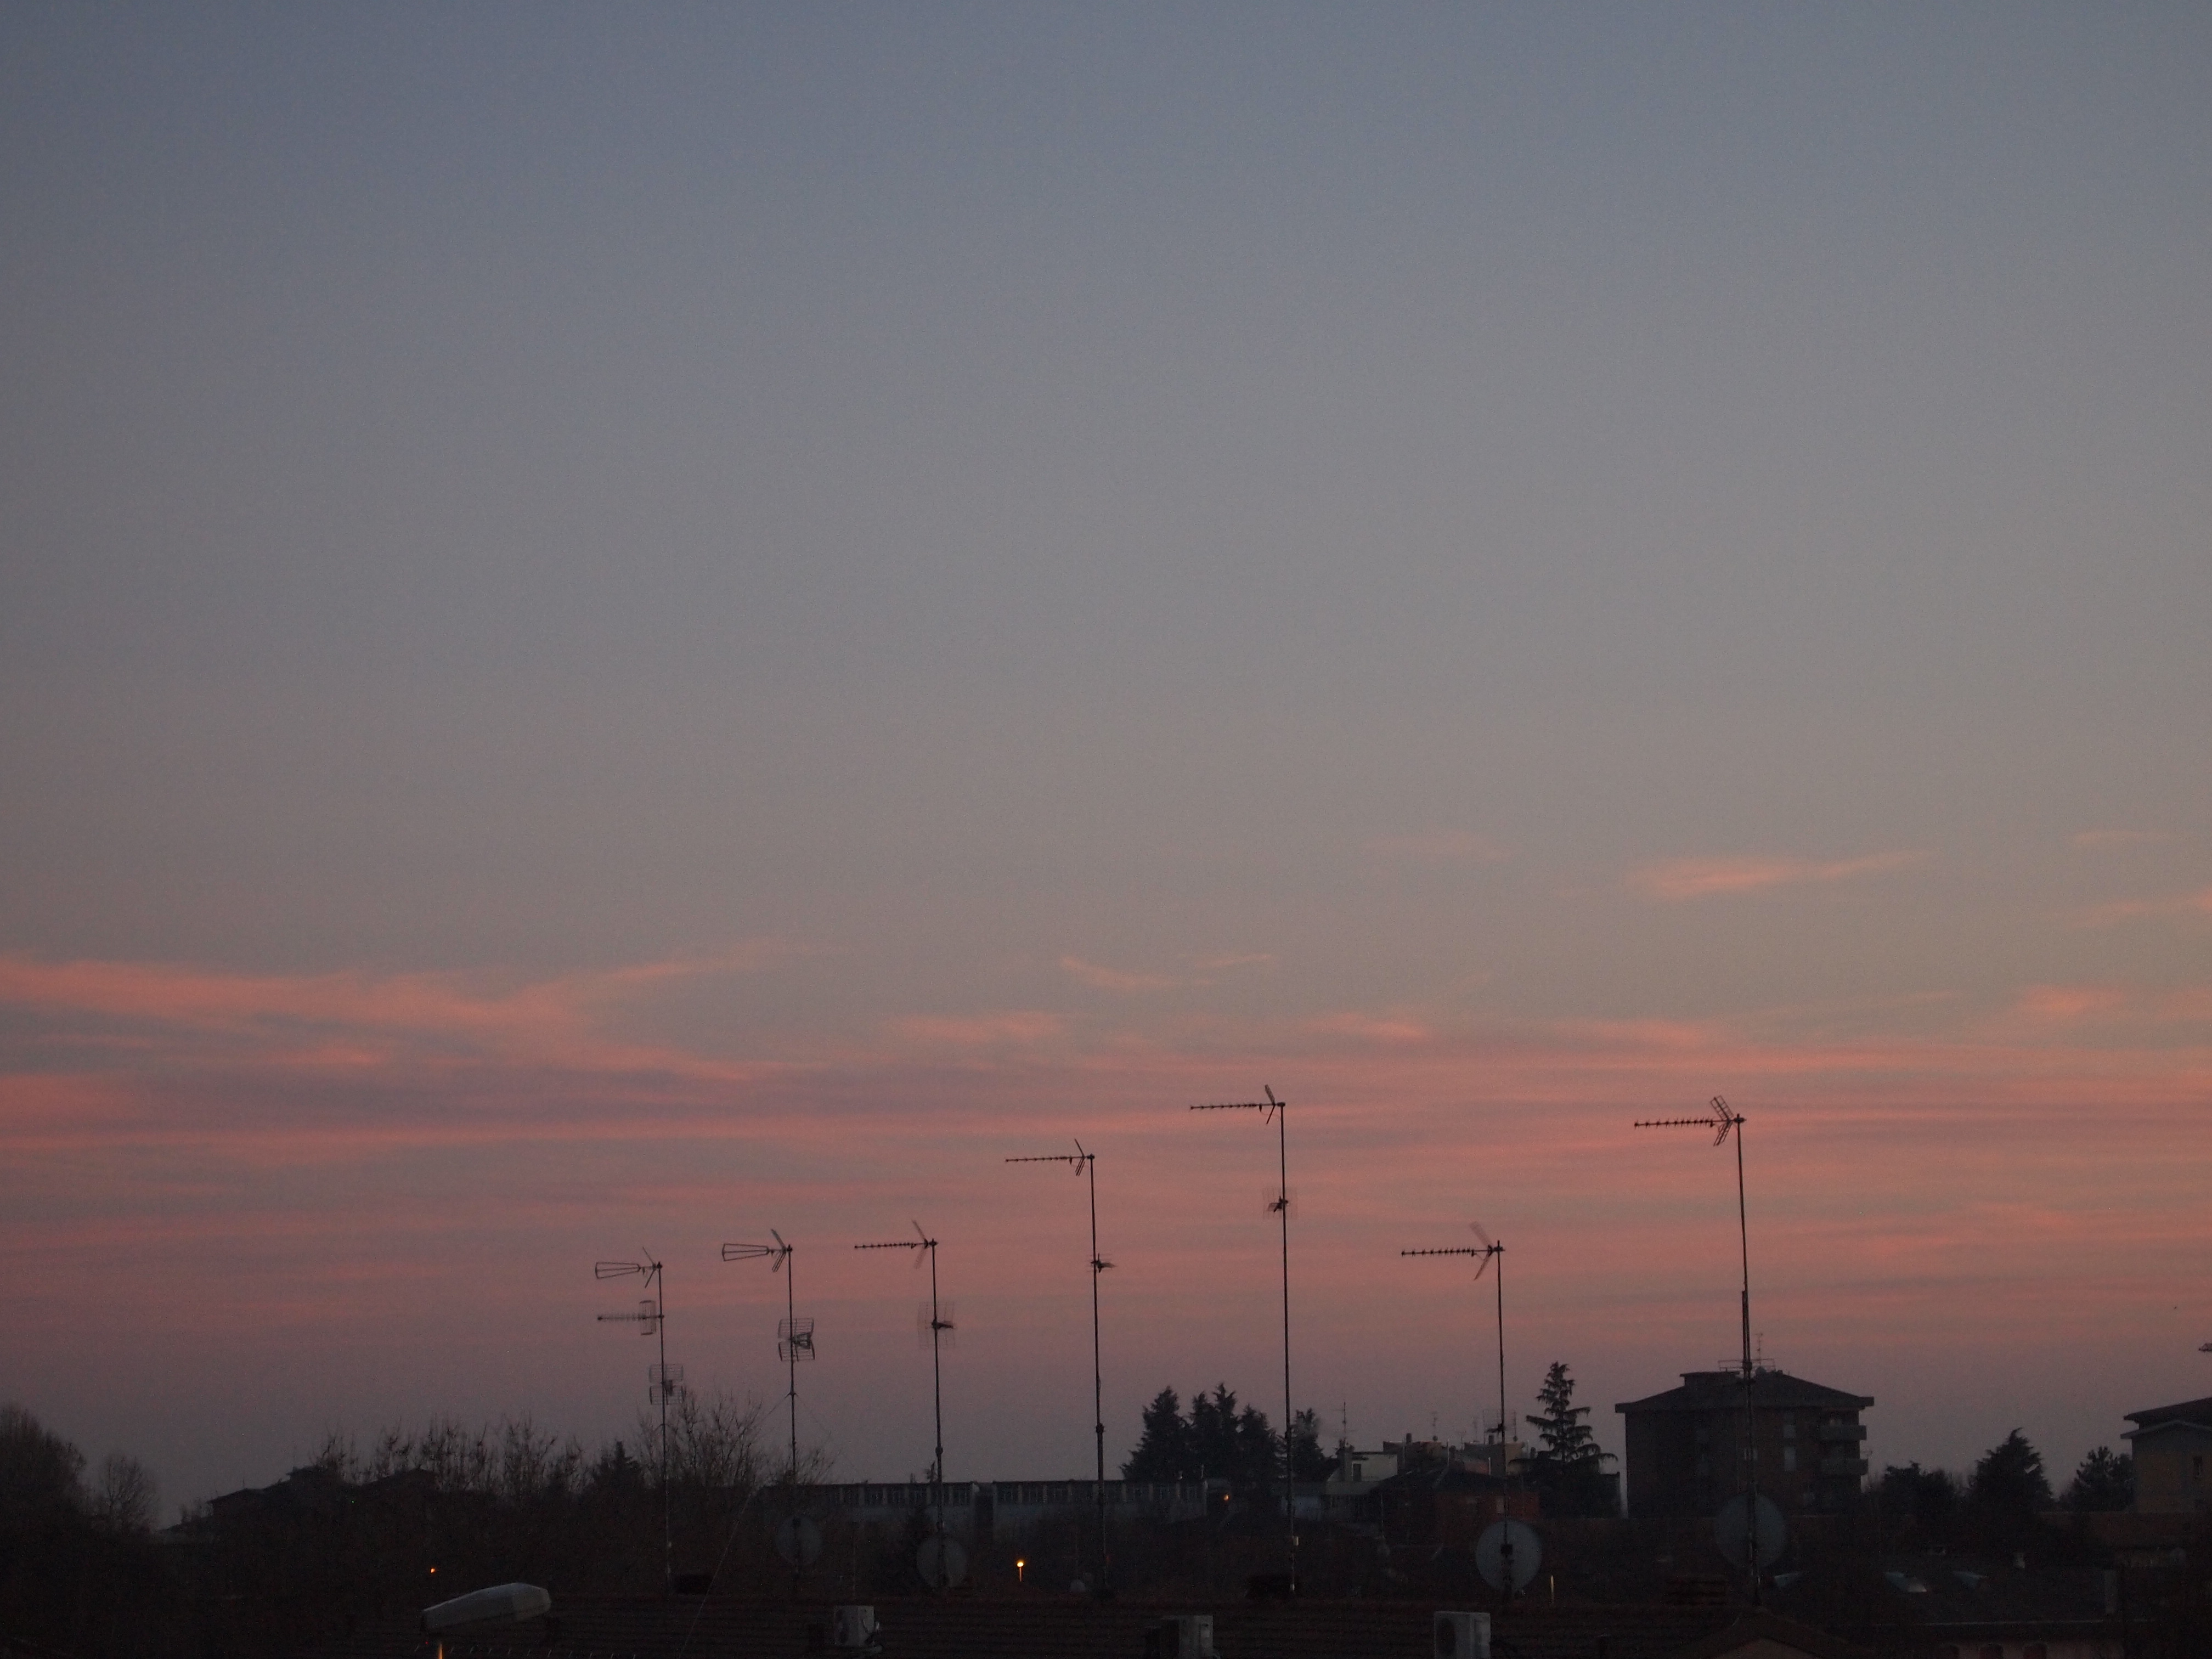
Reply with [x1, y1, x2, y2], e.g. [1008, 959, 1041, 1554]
[773, 1514, 822, 1568]
[1713, 1493, 1787, 1571]
[1474, 1519, 1541, 1593]
[916, 1534, 968, 1589]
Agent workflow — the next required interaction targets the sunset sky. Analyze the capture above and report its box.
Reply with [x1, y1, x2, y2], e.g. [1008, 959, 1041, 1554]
[4, 4, 2210, 1516]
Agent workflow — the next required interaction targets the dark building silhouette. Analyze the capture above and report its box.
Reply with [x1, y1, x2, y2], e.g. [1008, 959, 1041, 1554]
[2123, 1393, 2212, 1514]
[1614, 1369, 1871, 1518]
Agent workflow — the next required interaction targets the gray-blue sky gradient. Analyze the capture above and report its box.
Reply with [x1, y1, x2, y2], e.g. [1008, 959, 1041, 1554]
[4, 4, 2209, 1511]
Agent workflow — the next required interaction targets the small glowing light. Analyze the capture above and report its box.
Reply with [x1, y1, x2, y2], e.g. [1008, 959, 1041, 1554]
[1015, 1558, 1026, 1583]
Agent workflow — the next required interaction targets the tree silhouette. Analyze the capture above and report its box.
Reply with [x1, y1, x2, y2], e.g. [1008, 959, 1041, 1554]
[1968, 1427, 2052, 1548]
[2062, 1445, 2134, 1513]
[1122, 1389, 1187, 1481]
[1519, 1362, 1616, 1516]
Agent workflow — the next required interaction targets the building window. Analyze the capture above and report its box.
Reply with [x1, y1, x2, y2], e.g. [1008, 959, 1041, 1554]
[1695, 1457, 1710, 1477]
[1782, 1415, 1796, 1441]
[2193, 1454, 2204, 1483]
[2023, 1645, 2049, 1659]
[1783, 1447, 1797, 1473]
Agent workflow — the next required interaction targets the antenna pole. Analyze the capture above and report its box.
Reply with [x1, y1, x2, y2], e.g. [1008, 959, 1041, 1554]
[1275, 1091, 1291, 1510]
[595, 1253, 674, 1592]
[1401, 1227, 1507, 1475]
[1191, 1086, 1296, 1590]
[787, 1249, 800, 1485]
[1087, 1153, 1108, 1592]
[1495, 1246, 1508, 1463]
[929, 1239, 944, 1497]
[657, 1262, 672, 1593]
[1734, 1111, 1758, 1605]
[1006, 1143, 1114, 1595]
[1634, 1097, 1758, 1604]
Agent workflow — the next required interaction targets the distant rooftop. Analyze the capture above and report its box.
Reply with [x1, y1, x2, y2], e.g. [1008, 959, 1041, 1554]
[2122, 1394, 2212, 1436]
[1613, 1369, 1873, 1415]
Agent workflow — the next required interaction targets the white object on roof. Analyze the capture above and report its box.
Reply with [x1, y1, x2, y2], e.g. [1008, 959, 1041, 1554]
[421, 1583, 552, 1633]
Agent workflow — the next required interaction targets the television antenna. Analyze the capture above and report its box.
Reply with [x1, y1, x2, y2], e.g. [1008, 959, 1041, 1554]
[1635, 1096, 1762, 1601]
[1191, 1084, 1296, 1591]
[856, 1222, 952, 1551]
[1006, 1139, 1114, 1595]
[723, 1229, 809, 1489]
[595, 1252, 674, 1591]
[1402, 1220, 1510, 1466]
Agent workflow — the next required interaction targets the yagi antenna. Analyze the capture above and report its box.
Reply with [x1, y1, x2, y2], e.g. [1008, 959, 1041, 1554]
[1007, 1138, 1114, 1596]
[856, 1222, 952, 1558]
[594, 1252, 674, 1592]
[724, 1229, 809, 1489]
[1402, 1220, 1511, 1462]
[1190, 1084, 1297, 1593]
[1635, 1096, 1763, 1603]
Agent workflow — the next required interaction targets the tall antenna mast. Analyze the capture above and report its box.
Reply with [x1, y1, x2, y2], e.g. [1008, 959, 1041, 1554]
[596, 1252, 674, 1592]
[1402, 1221, 1509, 1469]
[856, 1223, 951, 1546]
[723, 1230, 809, 1486]
[1006, 1139, 1114, 1595]
[1635, 1096, 1760, 1601]
[1191, 1085, 1296, 1590]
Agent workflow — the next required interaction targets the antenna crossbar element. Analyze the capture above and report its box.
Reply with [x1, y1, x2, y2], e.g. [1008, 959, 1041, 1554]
[725, 1229, 807, 1494]
[1190, 1084, 1296, 1592]
[1006, 1138, 1113, 1596]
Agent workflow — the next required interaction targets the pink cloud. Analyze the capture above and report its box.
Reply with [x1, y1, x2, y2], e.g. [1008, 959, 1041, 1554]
[885, 1011, 1065, 1048]
[2071, 828, 2171, 849]
[2073, 886, 2212, 928]
[1364, 830, 1512, 864]
[1628, 850, 1928, 900]
[1058, 956, 1182, 994]
[2013, 985, 2128, 1023]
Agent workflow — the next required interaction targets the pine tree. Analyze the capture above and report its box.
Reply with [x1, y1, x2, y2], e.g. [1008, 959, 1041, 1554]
[1285, 1409, 1333, 1483]
[2062, 1446, 2134, 1513]
[1519, 1362, 1615, 1516]
[1121, 1387, 1189, 1481]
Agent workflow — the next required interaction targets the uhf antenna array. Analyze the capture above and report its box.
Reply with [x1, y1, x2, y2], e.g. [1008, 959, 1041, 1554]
[1402, 1220, 1510, 1460]
[1006, 1139, 1114, 1594]
[856, 1222, 952, 1538]
[595, 1253, 675, 1591]
[1191, 1084, 1296, 1592]
[1634, 1096, 1762, 1601]
[723, 1229, 809, 1488]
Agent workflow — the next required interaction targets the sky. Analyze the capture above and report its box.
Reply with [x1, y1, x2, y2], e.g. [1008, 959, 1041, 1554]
[3, 3, 2210, 1518]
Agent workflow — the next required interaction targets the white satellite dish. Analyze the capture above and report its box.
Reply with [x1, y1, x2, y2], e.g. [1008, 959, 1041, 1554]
[774, 1514, 823, 1568]
[1474, 1519, 1541, 1594]
[916, 1533, 968, 1589]
[1713, 1493, 1787, 1571]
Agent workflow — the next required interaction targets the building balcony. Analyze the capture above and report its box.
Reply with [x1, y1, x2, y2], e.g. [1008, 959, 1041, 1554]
[1819, 1456, 1869, 1477]
[1813, 1422, 1866, 1443]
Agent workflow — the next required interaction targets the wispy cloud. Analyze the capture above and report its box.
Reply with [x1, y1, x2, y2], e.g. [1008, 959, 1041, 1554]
[1058, 956, 1182, 994]
[0, 946, 792, 1078]
[2073, 886, 2212, 928]
[1057, 952, 1274, 993]
[885, 1010, 1064, 1048]
[2013, 984, 2128, 1024]
[1628, 850, 1928, 901]
[1365, 830, 1511, 865]
[2072, 828, 2171, 850]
